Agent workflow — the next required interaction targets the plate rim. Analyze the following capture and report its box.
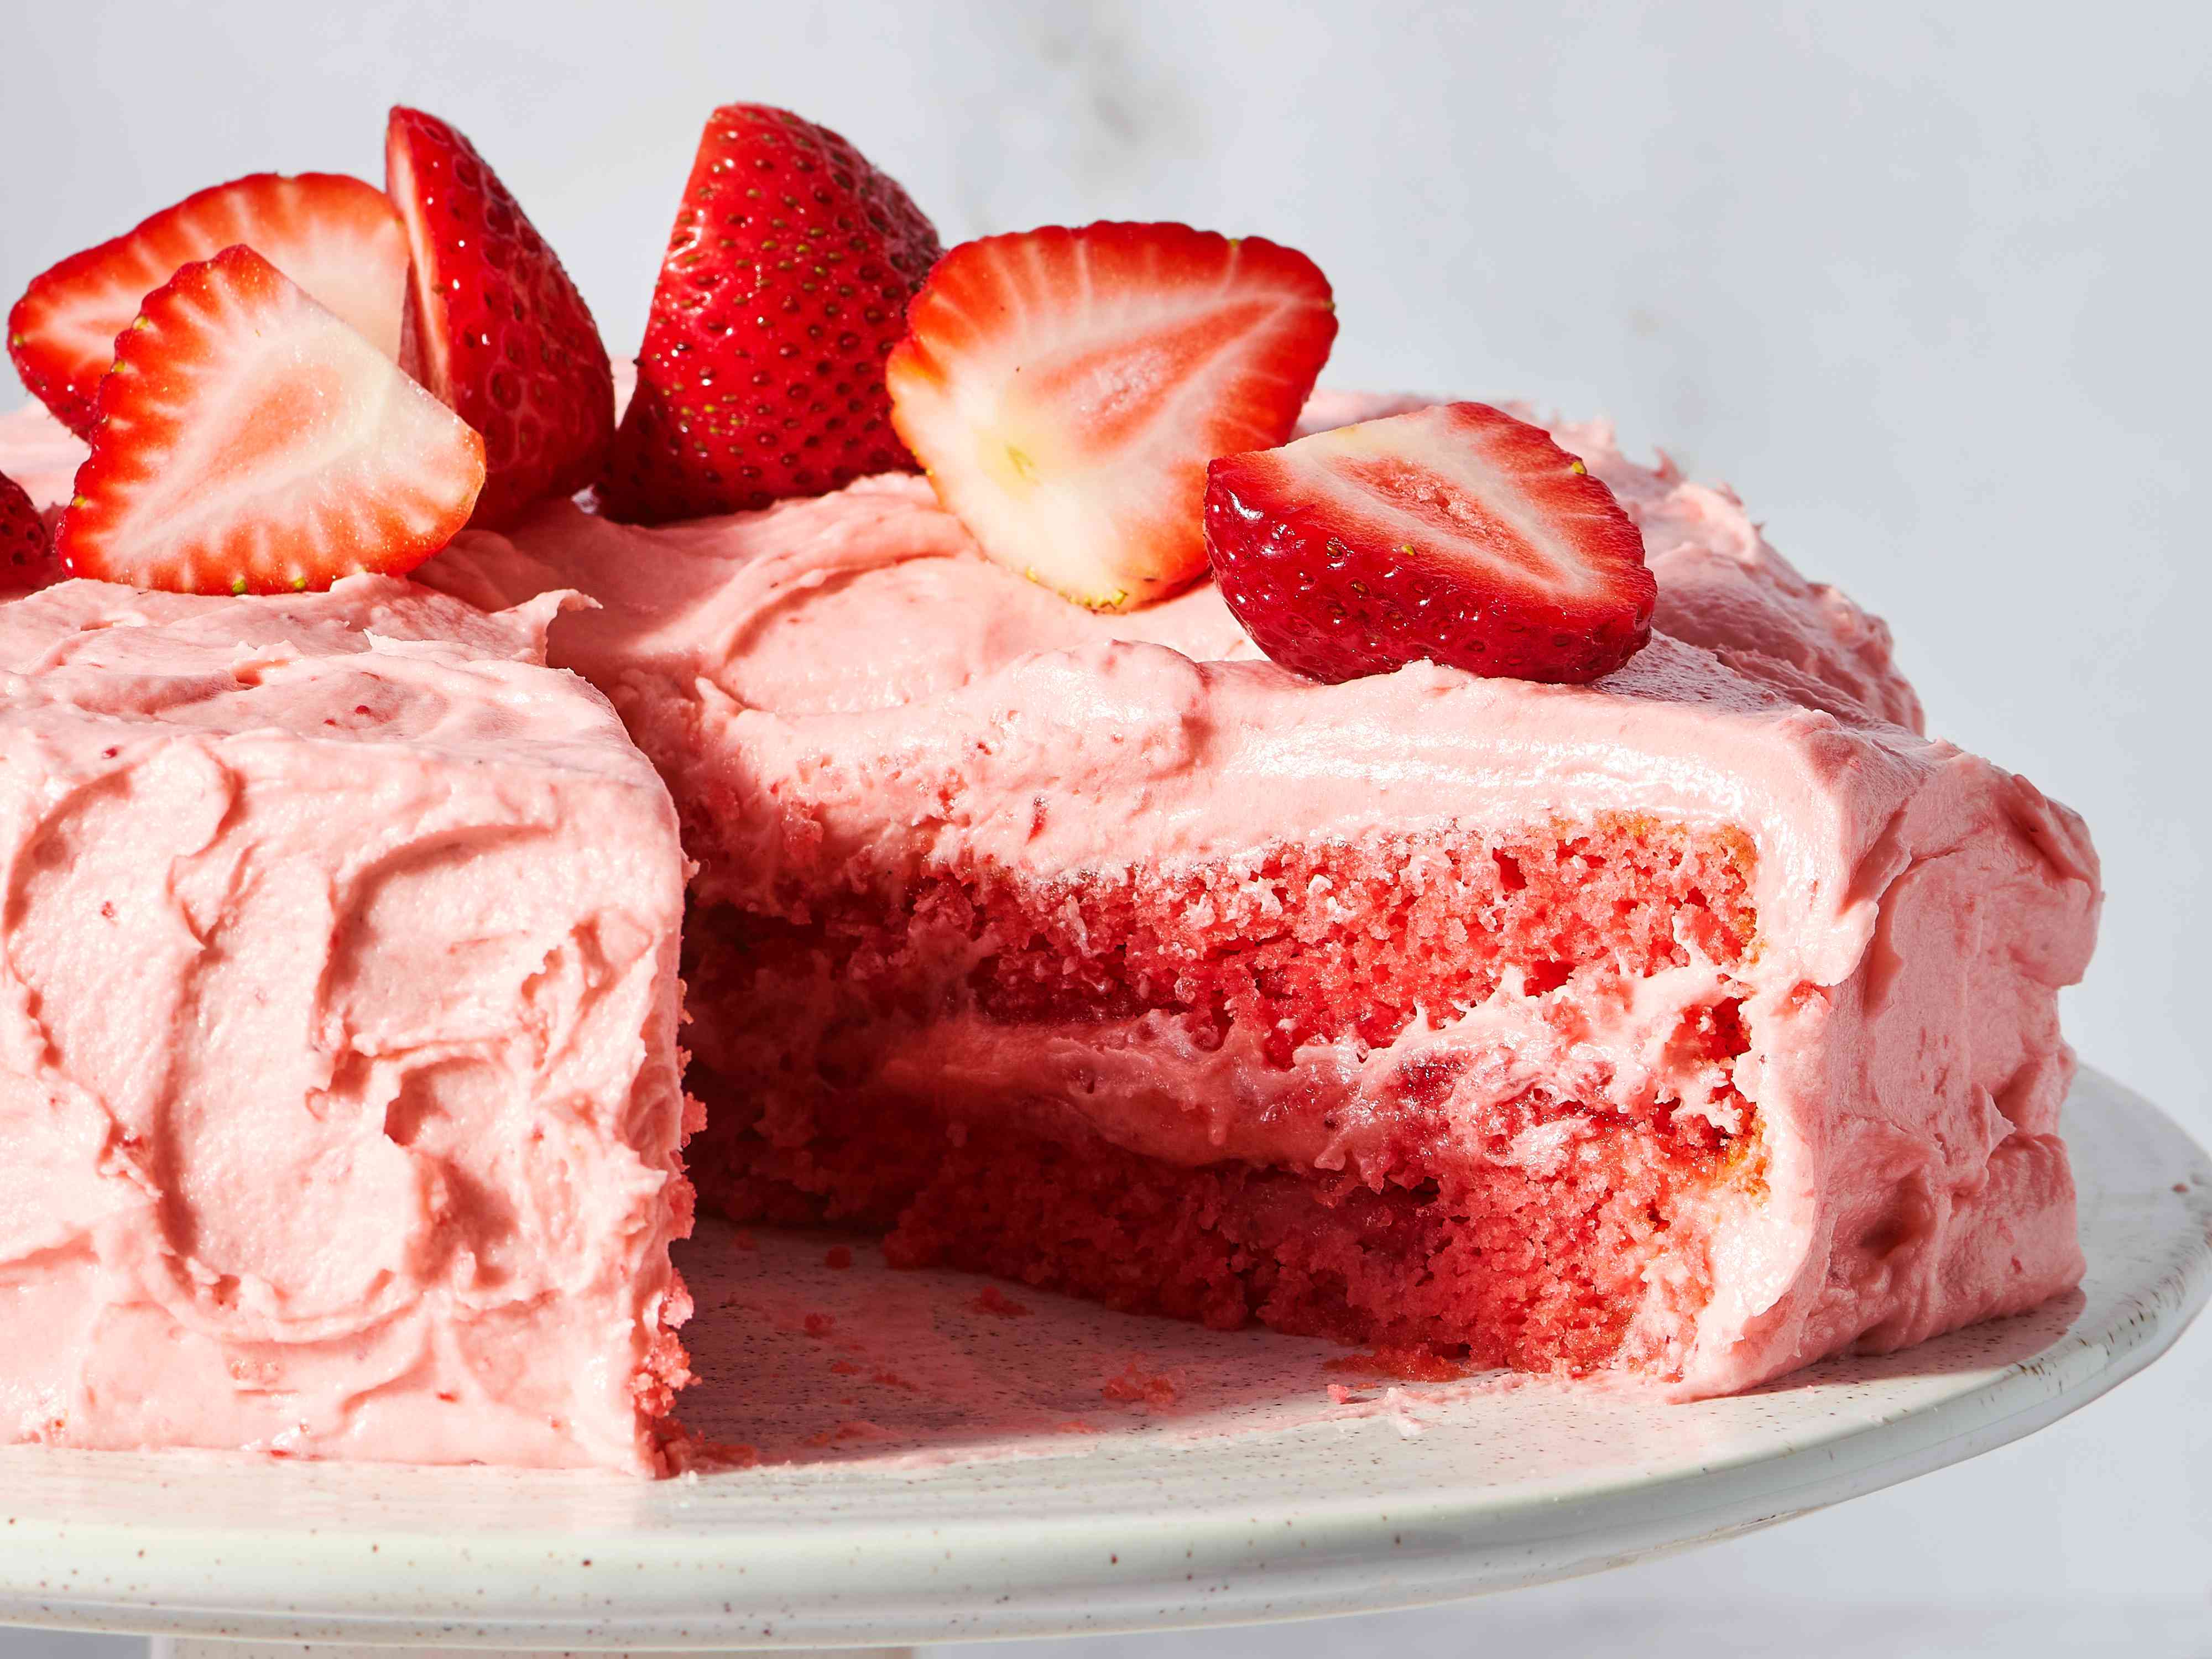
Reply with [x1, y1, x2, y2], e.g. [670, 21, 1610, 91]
[0, 1064, 2203, 1650]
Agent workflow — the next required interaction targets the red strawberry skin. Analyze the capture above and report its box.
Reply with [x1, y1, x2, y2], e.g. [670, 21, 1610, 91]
[57, 245, 485, 596]
[598, 105, 942, 524]
[886, 222, 1338, 610]
[8, 173, 408, 438]
[1205, 401, 1656, 685]
[0, 472, 62, 596]
[386, 108, 615, 532]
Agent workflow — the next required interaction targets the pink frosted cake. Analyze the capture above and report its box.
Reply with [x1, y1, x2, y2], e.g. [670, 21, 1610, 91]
[420, 391, 2100, 1396]
[0, 569, 692, 1468]
[0, 97, 2101, 1464]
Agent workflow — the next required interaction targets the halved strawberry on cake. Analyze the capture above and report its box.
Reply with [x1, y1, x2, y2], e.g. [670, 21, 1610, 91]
[426, 173, 2099, 1396]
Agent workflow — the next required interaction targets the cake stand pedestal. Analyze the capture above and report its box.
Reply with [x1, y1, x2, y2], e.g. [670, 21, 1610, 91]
[153, 1646, 911, 1659]
[6, 1067, 2206, 1654]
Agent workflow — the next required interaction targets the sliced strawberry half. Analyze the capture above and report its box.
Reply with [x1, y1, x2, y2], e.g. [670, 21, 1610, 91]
[1204, 401, 1656, 684]
[8, 173, 408, 439]
[56, 246, 486, 596]
[0, 472, 63, 596]
[386, 107, 615, 530]
[599, 103, 942, 524]
[886, 222, 1338, 611]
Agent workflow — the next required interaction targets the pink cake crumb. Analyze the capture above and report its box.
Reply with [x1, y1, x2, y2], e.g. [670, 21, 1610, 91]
[801, 1421, 887, 1448]
[971, 1286, 1034, 1319]
[1101, 1363, 1181, 1410]
[662, 1436, 762, 1474]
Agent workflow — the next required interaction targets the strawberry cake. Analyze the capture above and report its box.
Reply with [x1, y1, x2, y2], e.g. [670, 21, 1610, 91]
[0, 99, 2101, 1464]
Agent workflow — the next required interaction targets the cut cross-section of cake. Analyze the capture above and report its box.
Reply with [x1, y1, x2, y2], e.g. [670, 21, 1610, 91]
[0, 571, 693, 1467]
[422, 390, 2100, 1398]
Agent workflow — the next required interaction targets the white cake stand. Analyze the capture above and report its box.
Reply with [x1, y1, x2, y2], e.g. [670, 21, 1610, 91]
[0, 1066, 2203, 1659]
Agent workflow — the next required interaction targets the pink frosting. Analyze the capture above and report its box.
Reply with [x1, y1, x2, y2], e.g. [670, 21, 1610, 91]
[419, 390, 2099, 1397]
[0, 559, 690, 1468]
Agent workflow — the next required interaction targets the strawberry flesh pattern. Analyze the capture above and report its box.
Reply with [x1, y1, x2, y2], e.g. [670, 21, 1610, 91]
[1205, 401, 1656, 685]
[886, 222, 1338, 611]
[599, 105, 941, 524]
[56, 246, 485, 596]
[387, 108, 615, 531]
[7, 173, 408, 439]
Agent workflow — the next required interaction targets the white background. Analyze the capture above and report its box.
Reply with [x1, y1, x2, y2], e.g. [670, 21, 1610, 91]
[3, 1, 2206, 1653]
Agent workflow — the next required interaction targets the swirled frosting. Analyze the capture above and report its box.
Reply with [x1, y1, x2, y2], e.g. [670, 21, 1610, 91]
[0, 535, 691, 1468]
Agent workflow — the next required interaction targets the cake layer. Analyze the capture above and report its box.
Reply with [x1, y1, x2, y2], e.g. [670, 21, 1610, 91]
[681, 814, 1759, 1167]
[411, 389, 2099, 1398]
[688, 1060, 1740, 1376]
[0, 567, 693, 1469]
[681, 810, 1768, 1376]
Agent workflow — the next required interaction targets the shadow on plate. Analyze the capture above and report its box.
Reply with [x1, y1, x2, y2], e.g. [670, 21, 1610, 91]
[670, 1219, 2090, 1472]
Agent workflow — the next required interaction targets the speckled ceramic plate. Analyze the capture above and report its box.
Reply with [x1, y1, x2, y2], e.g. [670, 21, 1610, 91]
[0, 1066, 2204, 1652]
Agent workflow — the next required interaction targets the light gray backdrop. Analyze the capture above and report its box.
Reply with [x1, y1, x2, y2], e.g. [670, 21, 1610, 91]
[2, 2, 2205, 1655]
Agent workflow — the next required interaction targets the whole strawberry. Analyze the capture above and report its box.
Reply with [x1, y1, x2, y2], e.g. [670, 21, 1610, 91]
[387, 107, 615, 530]
[599, 105, 941, 523]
